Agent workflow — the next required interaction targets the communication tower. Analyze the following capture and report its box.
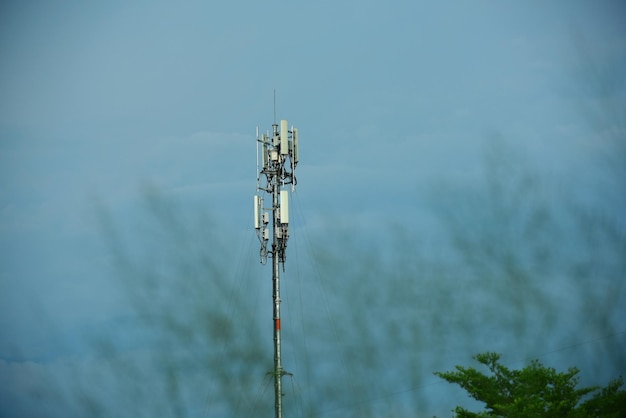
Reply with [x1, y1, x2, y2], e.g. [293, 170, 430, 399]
[254, 114, 299, 418]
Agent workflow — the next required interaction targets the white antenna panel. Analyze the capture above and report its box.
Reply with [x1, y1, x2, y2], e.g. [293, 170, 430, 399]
[292, 128, 299, 164]
[261, 134, 269, 168]
[280, 190, 289, 224]
[262, 142, 268, 168]
[280, 120, 289, 155]
[254, 195, 261, 229]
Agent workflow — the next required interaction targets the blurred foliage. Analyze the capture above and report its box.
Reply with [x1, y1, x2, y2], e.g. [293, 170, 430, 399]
[78, 187, 270, 417]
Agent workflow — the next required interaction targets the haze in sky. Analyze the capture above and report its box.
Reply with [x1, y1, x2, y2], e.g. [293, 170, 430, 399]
[1, 1, 625, 416]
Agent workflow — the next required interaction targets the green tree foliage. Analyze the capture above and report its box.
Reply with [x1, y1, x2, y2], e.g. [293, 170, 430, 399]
[435, 352, 626, 417]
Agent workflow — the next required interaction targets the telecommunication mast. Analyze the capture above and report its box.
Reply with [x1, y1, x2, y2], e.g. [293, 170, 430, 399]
[254, 114, 299, 418]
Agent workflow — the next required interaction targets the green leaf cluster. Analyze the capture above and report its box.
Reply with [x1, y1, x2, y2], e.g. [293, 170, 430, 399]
[435, 352, 626, 417]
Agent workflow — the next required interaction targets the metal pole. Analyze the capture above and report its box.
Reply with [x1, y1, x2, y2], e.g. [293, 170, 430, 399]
[272, 174, 283, 418]
[255, 116, 297, 418]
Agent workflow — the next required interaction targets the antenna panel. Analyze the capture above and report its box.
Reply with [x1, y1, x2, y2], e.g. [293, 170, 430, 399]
[254, 195, 261, 229]
[280, 120, 289, 155]
[261, 134, 269, 168]
[280, 190, 289, 224]
[292, 128, 299, 163]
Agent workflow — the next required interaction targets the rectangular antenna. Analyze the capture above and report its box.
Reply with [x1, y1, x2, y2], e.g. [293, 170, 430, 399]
[280, 120, 289, 155]
[254, 195, 261, 229]
[292, 127, 299, 164]
[280, 190, 289, 224]
[261, 134, 269, 168]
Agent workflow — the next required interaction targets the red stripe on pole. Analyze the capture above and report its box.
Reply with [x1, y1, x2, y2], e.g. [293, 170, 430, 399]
[275, 319, 281, 330]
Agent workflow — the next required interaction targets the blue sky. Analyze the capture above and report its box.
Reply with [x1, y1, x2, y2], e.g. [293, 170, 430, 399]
[1, 1, 625, 416]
